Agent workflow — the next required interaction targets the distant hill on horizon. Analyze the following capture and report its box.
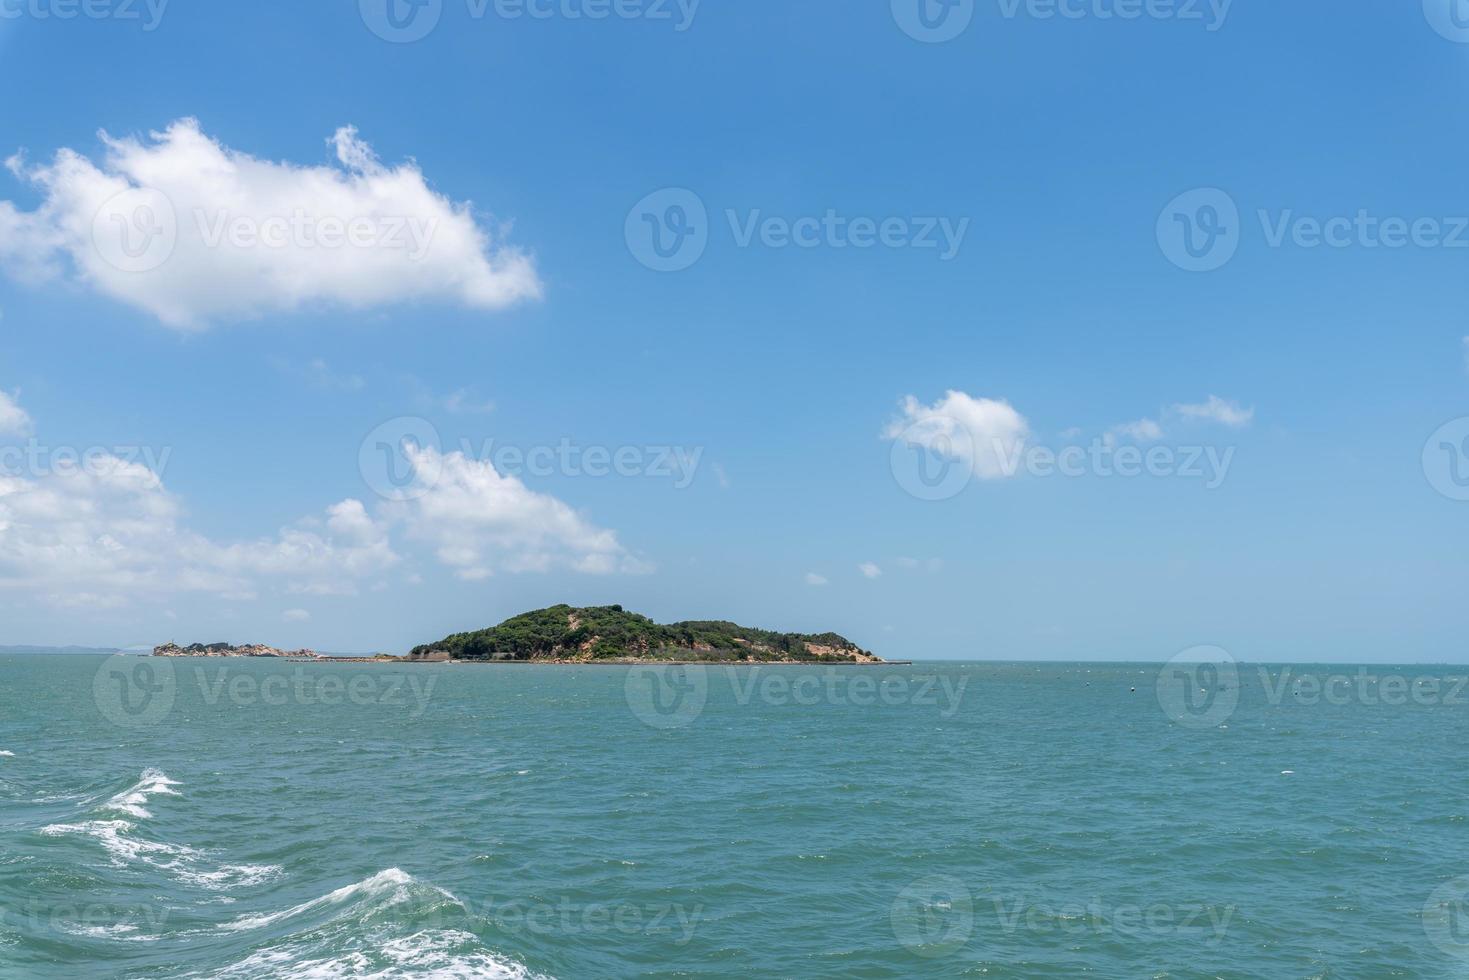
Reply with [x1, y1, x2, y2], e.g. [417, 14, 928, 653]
[0, 645, 124, 656]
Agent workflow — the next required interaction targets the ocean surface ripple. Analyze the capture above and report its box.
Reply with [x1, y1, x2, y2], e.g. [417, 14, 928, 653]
[2, 655, 1467, 978]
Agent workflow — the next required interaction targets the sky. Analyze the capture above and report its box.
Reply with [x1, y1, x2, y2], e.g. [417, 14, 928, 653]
[0, 0, 1466, 662]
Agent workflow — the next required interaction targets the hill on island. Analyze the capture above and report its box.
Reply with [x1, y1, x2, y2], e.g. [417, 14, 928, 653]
[409, 605, 881, 663]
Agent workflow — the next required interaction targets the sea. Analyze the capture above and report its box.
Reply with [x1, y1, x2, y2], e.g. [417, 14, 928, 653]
[2, 654, 1468, 978]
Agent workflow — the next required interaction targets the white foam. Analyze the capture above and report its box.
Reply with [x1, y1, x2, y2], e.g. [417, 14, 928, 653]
[40, 819, 197, 867]
[39, 817, 281, 891]
[215, 930, 549, 979]
[102, 768, 181, 819]
[0, 750, 15, 757]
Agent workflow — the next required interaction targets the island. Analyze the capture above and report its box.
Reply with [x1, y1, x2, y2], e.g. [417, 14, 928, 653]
[153, 642, 321, 659]
[408, 604, 886, 664]
[151, 642, 397, 662]
[149, 606, 890, 665]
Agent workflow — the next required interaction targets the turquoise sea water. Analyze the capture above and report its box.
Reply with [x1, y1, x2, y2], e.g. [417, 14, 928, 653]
[3, 654, 1469, 978]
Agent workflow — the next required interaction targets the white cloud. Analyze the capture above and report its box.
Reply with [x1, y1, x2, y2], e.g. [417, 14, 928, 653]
[1106, 417, 1165, 445]
[858, 562, 882, 579]
[896, 557, 943, 572]
[0, 390, 31, 437]
[0, 457, 397, 605]
[804, 572, 828, 586]
[283, 608, 311, 622]
[0, 119, 542, 329]
[393, 444, 649, 580]
[0, 395, 649, 610]
[884, 391, 1029, 481]
[1105, 396, 1254, 445]
[1172, 395, 1254, 429]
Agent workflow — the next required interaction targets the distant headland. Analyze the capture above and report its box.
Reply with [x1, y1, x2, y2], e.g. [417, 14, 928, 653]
[151, 605, 887, 665]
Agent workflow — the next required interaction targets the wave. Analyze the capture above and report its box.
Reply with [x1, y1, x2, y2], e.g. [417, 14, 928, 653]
[213, 930, 545, 979]
[102, 767, 181, 819]
[211, 869, 550, 979]
[38, 769, 282, 892]
[222, 869, 430, 933]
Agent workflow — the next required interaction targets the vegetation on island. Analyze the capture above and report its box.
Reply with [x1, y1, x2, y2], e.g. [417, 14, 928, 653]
[408, 604, 881, 663]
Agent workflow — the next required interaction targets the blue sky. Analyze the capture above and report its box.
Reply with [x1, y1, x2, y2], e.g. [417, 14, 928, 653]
[0, 1, 1465, 661]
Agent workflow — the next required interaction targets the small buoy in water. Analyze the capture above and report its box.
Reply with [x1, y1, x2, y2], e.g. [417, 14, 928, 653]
[1130, 687, 1136, 692]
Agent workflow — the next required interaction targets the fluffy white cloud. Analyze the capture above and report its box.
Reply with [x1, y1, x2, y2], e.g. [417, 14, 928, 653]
[0, 390, 31, 436]
[858, 562, 882, 579]
[0, 457, 397, 605]
[804, 572, 828, 586]
[1172, 395, 1254, 429]
[0, 119, 541, 328]
[884, 391, 1030, 481]
[394, 445, 649, 580]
